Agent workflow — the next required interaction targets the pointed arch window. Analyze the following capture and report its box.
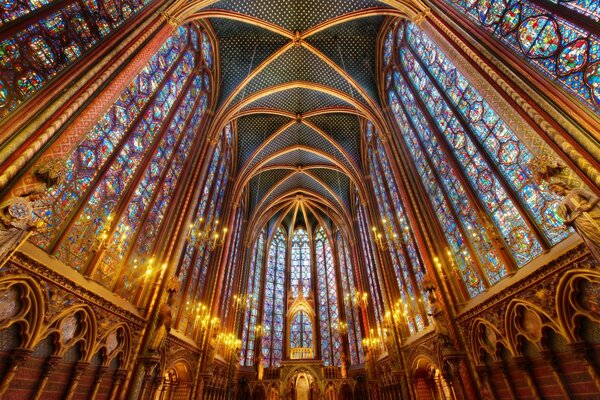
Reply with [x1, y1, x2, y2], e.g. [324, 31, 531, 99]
[289, 311, 313, 350]
[174, 124, 233, 336]
[337, 231, 364, 365]
[356, 199, 385, 326]
[221, 204, 245, 323]
[262, 227, 286, 368]
[29, 24, 214, 302]
[0, 0, 159, 119]
[383, 20, 567, 297]
[315, 226, 341, 366]
[366, 122, 429, 334]
[240, 229, 266, 366]
[291, 228, 311, 298]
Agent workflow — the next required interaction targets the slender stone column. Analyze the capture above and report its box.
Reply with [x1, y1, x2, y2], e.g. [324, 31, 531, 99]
[0, 348, 32, 397]
[64, 361, 90, 400]
[32, 355, 62, 400]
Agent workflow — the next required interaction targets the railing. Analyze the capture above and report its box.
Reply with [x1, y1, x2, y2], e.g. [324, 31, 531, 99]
[290, 347, 313, 359]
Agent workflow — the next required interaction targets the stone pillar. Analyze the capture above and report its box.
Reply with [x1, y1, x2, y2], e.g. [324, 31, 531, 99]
[109, 369, 128, 400]
[513, 356, 541, 400]
[64, 361, 90, 400]
[32, 355, 62, 400]
[89, 366, 109, 399]
[0, 348, 32, 397]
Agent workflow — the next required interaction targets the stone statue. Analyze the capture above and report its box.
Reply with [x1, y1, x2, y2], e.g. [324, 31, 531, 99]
[148, 277, 180, 352]
[340, 352, 348, 378]
[148, 295, 175, 352]
[549, 182, 600, 261]
[428, 293, 453, 348]
[257, 353, 264, 380]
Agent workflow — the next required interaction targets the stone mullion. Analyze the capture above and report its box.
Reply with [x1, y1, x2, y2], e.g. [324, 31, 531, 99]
[322, 238, 335, 365]
[394, 64, 508, 288]
[404, 41, 551, 250]
[428, 12, 600, 196]
[372, 148, 427, 327]
[267, 240, 282, 366]
[310, 233, 321, 361]
[348, 209, 371, 342]
[85, 60, 200, 278]
[342, 237, 361, 362]
[224, 209, 244, 330]
[47, 45, 189, 255]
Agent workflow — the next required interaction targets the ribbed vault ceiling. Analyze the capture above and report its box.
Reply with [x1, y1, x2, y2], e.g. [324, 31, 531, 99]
[205, 0, 398, 230]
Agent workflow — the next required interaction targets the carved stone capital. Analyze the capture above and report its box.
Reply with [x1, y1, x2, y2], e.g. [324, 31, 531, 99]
[160, 10, 182, 28]
[412, 8, 431, 25]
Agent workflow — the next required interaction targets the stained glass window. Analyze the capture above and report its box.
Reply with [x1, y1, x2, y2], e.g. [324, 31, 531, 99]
[356, 200, 385, 326]
[315, 226, 342, 366]
[221, 206, 245, 323]
[262, 227, 286, 368]
[442, 0, 600, 112]
[384, 20, 568, 297]
[366, 122, 429, 334]
[240, 230, 266, 366]
[337, 231, 364, 365]
[290, 311, 313, 349]
[0, 0, 156, 119]
[29, 24, 215, 305]
[291, 228, 311, 298]
[175, 124, 233, 335]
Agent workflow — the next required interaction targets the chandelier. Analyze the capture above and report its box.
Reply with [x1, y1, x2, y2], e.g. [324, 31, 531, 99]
[187, 216, 228, 251]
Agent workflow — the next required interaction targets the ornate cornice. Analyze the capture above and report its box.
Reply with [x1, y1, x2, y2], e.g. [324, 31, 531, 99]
[457, 243, 591, 322]
[9, 249, 145, 327]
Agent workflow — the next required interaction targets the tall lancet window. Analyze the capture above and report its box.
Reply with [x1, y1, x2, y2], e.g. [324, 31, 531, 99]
[29, 24, 213, 302]
[240, 229, 266, 366]
[384, 20, 567, 297]
[173, 124, 232, 336]
[356, 196, 385, 326]
[366, 122, 429, 334]
[262, 227, 286, 367]
[441, 0, 600, 112]
[337, 231, 364, 365]
[289, 311, 313, 350]
[290, 228, 311, 297]
[315, 226, 341, 366]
